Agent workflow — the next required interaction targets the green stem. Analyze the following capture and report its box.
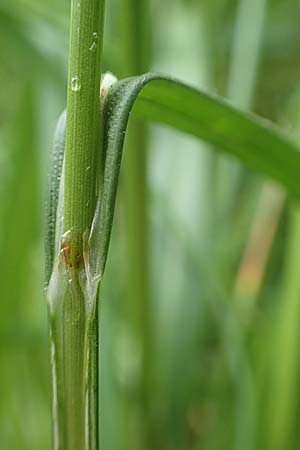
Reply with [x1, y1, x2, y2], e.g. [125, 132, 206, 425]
[64, 0, 105, 263]
[266, 205, 300, 450]
[48, 1, 105, 449]
[218, 0, 267, 221]
[48, 260, 100, 450]
[117, 1, 152, 448]
[62, 274, 86, 450]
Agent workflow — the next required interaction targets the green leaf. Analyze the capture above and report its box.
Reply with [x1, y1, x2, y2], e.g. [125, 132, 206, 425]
[48, 71, 300, 285]
[45, 110, 65, 285]
[104, 73, 300, 200]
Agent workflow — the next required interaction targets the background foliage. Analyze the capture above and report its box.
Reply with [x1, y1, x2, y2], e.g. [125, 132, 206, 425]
[1, 0, 300, 449]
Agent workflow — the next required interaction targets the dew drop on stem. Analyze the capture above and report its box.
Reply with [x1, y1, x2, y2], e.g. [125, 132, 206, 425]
[71, 76, 81, 92]
[89, 32, 98, 52]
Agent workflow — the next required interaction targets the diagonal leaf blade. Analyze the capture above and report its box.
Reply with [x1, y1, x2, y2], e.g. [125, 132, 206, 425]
[104, 73, 300, 200]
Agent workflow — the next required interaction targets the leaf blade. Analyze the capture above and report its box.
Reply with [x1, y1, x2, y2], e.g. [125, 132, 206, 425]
[106, 73, 300, 199]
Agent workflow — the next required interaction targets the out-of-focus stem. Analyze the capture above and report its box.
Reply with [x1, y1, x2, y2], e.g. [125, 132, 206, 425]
[234, 184, 285, 320]
[228, 0, 267, 109]
[218, 0, 268, 216]
[266, 206, 300, 450]
[117, 0, 152, 447]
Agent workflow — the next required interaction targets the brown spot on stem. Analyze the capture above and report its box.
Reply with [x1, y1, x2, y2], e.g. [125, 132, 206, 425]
[60, 236, 84, 269]
[60, 239, 71, 267]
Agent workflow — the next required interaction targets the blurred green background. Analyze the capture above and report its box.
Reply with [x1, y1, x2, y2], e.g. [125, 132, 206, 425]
[1, 0, 300, 449]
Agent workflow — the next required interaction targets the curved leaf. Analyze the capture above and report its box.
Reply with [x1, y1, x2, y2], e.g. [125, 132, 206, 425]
[105, 73, 300, 199]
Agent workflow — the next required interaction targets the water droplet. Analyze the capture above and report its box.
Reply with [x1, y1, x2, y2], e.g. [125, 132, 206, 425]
[89, 42, 97, 51]
[71, 76, 81, 92]
[89, 32, 98, 51]
[86, 165, 91, 172]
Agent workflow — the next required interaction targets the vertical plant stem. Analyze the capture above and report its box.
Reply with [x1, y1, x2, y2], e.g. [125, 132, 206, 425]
[218, 0, 267, 217]
[64, 0, 105, 253]
[48, 1, 105, 449]
[62, 275, 86, 450]
[266, 205, 300, 450]
[117, 1, 152, 447]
